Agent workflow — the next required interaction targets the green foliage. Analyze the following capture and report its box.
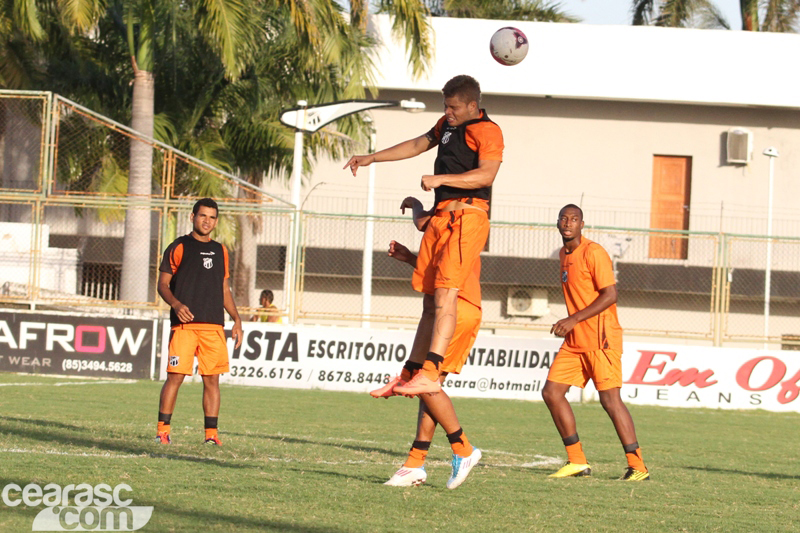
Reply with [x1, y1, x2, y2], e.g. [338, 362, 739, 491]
[0, 374, 799, 532]
[421, 0, 580, 22]
[632, 0, 799, 31]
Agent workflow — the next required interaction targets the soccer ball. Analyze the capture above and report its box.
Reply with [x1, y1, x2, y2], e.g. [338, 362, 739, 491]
[489, 27, 529, 66]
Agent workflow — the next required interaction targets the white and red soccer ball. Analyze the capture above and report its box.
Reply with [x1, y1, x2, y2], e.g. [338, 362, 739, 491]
[490, 27, 529, 66]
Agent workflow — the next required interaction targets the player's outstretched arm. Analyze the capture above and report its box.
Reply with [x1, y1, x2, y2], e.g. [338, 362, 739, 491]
[422, 159, 501, 191]
[551, 285, 618, 337]
[222, 279, 243, 349]
[400, 196, 433, 231]
[388, 240, 417, 267]
[344, 134, 435, 176]
[157, 271, 194, 323]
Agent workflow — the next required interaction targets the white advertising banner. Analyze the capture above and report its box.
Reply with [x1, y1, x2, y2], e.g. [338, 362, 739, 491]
[583, 342, 800, 413]
[159, 322, 572, 402]
[159, 324, 800, 412]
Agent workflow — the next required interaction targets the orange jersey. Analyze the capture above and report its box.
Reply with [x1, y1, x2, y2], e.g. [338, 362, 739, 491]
[559, 238, 622, 352]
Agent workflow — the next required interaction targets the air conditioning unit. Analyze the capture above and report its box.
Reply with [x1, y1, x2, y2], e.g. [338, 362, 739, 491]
[726, 128, 753, 164]
[506, 287, 549, 317]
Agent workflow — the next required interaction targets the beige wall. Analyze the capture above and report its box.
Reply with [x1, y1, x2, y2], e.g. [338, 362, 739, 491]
[266, 90, 800, 238]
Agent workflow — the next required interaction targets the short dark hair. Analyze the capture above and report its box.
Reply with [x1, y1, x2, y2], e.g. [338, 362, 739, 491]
[260, 290, 274, 304]
[193, 198, 218, 215]
[559, 204, 583, 220]
[442, 75, 481, 105]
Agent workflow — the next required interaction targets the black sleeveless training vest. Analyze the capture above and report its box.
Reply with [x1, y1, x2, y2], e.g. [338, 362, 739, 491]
[159, 234, 227, 328]
[432, 110, 496, 205]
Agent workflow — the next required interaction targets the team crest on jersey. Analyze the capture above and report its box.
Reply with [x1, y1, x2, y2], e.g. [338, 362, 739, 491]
[561, 270, 568, 283]
[203, 257, 213, 269]
[441, 131, 452, 144]
[169, 355, 179, 367]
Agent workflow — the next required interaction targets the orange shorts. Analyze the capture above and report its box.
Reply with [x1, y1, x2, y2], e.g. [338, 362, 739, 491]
[167, 324, 229, 376]
[547, 347, 622, 391]
[440, 299, 482, 375]
[412, 207, 489, 296]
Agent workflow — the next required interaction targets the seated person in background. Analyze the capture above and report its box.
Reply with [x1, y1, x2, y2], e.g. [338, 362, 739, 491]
[251, 290, 281, 323]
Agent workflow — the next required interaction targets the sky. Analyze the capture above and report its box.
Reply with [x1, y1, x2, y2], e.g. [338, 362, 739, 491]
[559, 0, 743, 29]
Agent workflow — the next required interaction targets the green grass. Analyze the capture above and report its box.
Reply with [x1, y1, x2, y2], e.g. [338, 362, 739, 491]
[0, 374, 798, 532]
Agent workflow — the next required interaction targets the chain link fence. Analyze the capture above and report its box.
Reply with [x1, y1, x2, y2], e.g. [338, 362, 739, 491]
[1, 90, 798, 346]
[0, 90, 294, 319]
[295, 214, 729, 340]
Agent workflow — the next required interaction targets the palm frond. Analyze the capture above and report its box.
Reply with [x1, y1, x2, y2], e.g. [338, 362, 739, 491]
[57, 0, 106, 33]
[197, 0, 259, 81]
[695, 0, 730, 29]
[762, 0, 800, 32]
[12, 0, 45, 40]
[631, 0, 655, 25]
[276, 0, 322, 49]
[378, 0, 434, 79]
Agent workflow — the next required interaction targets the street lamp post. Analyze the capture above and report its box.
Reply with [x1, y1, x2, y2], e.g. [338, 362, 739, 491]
[362, 121, 377, 328]
[279, 99, 425, 324]
[762, 147, 779, 347]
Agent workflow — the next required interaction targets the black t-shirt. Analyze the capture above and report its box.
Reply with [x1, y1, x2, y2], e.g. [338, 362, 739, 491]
[159, 234, 229, 328]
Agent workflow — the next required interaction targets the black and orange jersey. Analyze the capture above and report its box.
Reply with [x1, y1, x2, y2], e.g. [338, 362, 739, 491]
[159, 234, 230, 328]
[425, 110, 504, 206]
[559, 238, 623, 352]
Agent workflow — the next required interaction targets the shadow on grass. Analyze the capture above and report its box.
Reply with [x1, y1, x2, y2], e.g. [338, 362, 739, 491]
[0, 416, 89, 432]
[226, 431, 405, 458]
[283, 465, 395, 485]
[0, 421, 260, 470]
[685, 466, 799, 480]
[0, 477, 348, 533]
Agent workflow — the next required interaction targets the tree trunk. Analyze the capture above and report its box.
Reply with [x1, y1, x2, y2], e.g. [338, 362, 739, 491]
[740, 0, 759, 30]
[120, 68, 155, 303]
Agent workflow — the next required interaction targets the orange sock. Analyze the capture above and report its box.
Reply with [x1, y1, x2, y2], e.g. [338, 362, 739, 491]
[624, 444, 647, 472]
[566, 442, 587, 464]
[421, 352, 444, 381]
[400, 361, 422, 382]
[205, 428, 218, 440]
[403, 441, 430, 468]
[157, 421, 170, 434]
[447, 428, 473, 458]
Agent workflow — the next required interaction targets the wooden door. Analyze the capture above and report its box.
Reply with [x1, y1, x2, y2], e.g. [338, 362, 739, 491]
[650, 155, 691, 259]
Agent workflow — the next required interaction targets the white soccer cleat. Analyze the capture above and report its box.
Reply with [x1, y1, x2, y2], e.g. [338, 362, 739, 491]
[384, 466, 427, 487]
[446, 448, 482, 489]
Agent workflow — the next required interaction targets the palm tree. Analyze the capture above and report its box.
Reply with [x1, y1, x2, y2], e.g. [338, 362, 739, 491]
[2, 0, 435, 306]
[419, 0, 579, 22]
[631, 0, 729, 28]
[632, 0, 800, 31]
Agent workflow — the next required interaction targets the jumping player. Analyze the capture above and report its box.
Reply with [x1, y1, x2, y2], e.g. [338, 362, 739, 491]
[344, 75, 502, 482]
[374, 208, 482, 488]
[155, 198, 243, 445]
[543, 204, 649, 481]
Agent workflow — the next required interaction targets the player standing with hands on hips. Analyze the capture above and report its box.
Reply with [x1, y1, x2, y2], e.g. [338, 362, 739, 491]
[544, 204, 649, 481]
[344, 75, 503, 488]
[155, 198, 243, 446]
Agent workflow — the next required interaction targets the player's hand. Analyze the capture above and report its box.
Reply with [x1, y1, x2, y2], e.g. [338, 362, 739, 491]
[551, 316, 578, 337]
[231, 320, 243, 349]
[388, 240, 413, 264]
[174, 303, 194, 323]
[343, 154, 375, 176]
[421, 174, 440, 191]
[400, 196, 422, 214]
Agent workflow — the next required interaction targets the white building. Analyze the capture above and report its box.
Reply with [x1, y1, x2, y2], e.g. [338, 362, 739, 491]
[258, 16, 800, 346]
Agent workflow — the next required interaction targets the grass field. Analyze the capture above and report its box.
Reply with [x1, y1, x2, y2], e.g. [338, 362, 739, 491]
[0, 372, 798, 533]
